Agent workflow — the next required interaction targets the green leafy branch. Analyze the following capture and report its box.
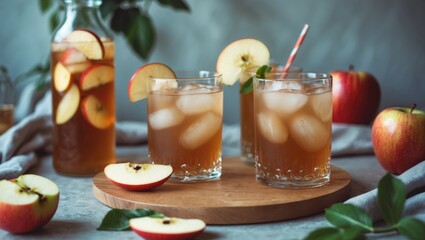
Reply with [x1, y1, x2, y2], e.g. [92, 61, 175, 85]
[304, 173, 425, 240]
[97, 208, 164, 231]
[240, 64, 272, 94]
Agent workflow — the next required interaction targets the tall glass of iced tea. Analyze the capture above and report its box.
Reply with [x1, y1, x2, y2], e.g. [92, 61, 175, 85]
[253, 72, 332, 188]
[147, 71, 223, 182]
[50, 0, 115, 176]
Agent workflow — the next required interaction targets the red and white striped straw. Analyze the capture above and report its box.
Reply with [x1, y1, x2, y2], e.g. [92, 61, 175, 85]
[280, 24, 310, 79]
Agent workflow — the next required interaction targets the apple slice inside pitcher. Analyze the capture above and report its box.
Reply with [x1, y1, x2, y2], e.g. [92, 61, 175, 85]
[104, 163, 173, 191]
[128, 63, 176, 102]
[80, 64, 114, 91]
[56, 84, 80, 125]
[66, 29, 104, 60]
[81, 95, 114, 129]
[53, 62, 72, 92]
[130, 217, 206, 240]
[216, 38, 270, 85]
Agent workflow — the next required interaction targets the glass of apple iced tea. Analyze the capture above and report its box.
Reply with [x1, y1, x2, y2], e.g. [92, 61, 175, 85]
[147, 71, 223, 182]
[253, 72, 332, 188]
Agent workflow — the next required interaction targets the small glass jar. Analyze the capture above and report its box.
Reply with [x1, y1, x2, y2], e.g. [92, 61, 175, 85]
[50, 0, 115, 176]
[0, 66, 15, 135]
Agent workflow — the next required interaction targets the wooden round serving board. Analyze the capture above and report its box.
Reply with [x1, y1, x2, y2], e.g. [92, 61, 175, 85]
[93, 157, 351, 225]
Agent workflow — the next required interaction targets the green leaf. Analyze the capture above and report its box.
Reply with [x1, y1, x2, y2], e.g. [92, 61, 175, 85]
[240, 77, 253, 94]
[97, 208, 163, 231]
[49, 9, 61, 33]
[304, 227, 365, 240]
[157, 0, 190, 11]
[397, 217, 425, 240]
[39, 0, 52, 13]
[100, 0, 122, 19]
[125, 12, 155, 60]
[239, 65, 271, 94]
[325, 203, 373, 231]
[110, 7, 136, 33]
[378, 173, 406, 225]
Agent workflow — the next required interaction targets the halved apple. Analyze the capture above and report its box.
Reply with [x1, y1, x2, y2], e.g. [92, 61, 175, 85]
[128, 63, 176, 102]
[81, 95, 114, 129]
[130, 217, 206, 240]
[66, 29, 104, 60]
[0, 174, 59, 234]
[56, 84, 80, 125]
[216, 38, 270, 85]
[80, 64, 114, 91]
[53, 62, 71, 92]
[104, 163, 173, 191]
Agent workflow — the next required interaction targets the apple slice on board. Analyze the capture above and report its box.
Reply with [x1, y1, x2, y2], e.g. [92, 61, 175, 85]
[81, 95, 114, 129]
[130, 217, 206, 240]
[66, 29, 104, 60]
[56, 84, 80, 125]
[0, 174, 59, 234]
[53, 62, 71, 92]
[104, 163, 173, 191]
[216, 38, 270, 85]
[80, 64, 114, 91]
[128, 63, 176, 102]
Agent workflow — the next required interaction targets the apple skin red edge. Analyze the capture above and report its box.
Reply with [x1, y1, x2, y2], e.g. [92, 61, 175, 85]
[331, 68, 381, 124]
[108, 174, 172, 191]
[372, 106, 425, 174]
[131, 226, 205, 240]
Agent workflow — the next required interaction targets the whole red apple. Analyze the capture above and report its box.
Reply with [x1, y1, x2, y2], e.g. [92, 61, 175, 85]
[331, 65, 381, 124]
[372, 104, 425, 174]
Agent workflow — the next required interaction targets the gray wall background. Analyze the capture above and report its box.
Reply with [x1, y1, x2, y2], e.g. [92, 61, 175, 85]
[1, 0, 424, 124]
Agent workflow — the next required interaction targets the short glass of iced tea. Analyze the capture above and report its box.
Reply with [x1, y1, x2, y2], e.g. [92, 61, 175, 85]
[147, 71, 223, 182]
[253, 72, 332, 188]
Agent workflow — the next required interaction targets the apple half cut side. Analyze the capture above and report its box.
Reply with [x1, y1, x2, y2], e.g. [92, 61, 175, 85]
[130, 217, 206, 240]
[81, 95, 114, 129]
[104, 163, 173, 191]
[56, 84, 80, 125]
[0, 174, 59, 234]
[66, 29, 104, 60]
[128, 63, 176, 102]
[80, 64, 114, 91]
[216, 38, 270, 85]
[53, 62, 71, 92]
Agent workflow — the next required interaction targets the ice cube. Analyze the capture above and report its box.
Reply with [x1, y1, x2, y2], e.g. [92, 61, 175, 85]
[149, 107, 184, 130]
[176, 88, 214, 115]
[263, 90, 308, 117]
[180, 112, 221, 149]
[289, 114, 331, 152]
[310, 91, 332, 122]
[257, 111, 288, 144]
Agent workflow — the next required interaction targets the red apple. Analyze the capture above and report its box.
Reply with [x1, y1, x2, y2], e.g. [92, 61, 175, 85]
[331, 65, 381, 124]
[0, 174, 59, 234]
[79, 64, 114, 91]
[372, 104, 425, 174]
[104, 163, 173, 191]
[66, 29, 104, 60]
[130, 217, 206, 240]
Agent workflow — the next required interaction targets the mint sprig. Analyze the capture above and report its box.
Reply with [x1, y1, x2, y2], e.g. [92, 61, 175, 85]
[240, 65, 272, 94]
[97, 209, 164, 231]
[304, 173, 425, 240]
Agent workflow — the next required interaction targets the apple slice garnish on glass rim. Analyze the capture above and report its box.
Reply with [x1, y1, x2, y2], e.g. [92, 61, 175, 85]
[104, 163, 173, 191]
[0, 174, 59, 234]
[81, 95, 114, 129]
[130, 216, 206, 240]
[216, 38, 270, 85]
[66, 29, 105, 60]
[55, 84, 80, 125]
[128, 63, 176, 102]
[79, 64, 114, 91]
